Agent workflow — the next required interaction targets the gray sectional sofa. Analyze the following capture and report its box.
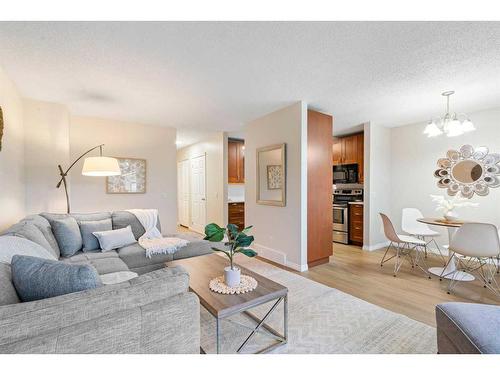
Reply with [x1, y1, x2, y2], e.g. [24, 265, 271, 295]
[436, 302, 500, 354]
[0, 211, 212, 353]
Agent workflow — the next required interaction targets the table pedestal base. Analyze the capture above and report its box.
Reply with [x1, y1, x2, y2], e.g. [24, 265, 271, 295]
[428, 266, 475, 281]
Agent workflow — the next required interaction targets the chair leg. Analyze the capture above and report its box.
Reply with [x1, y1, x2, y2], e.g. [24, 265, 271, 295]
[380, 242, 396, 267]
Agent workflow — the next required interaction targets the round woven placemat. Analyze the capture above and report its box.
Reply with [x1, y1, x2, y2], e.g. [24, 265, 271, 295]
[209, 275, 258, 294]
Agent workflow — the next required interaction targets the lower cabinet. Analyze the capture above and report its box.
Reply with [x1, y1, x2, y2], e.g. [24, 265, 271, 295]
[228, 202, 245, 231]
[349, 204, 363, 246]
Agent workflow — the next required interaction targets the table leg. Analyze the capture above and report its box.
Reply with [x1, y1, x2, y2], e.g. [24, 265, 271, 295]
[284, 294, 288, 342]
[216, 317, 221, 354]
[428, 227, 474, 281]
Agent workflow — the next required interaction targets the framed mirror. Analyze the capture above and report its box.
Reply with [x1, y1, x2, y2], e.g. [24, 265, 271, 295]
[257, 143, 286, 206]
[434, 144, 500, 198]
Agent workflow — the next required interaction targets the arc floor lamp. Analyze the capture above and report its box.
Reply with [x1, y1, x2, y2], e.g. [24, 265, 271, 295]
[56, 144, 121, 213]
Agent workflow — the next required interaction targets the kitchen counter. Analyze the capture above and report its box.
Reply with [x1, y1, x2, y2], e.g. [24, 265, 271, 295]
[348, 201, 364, 205]
[228, 199, 245, 203]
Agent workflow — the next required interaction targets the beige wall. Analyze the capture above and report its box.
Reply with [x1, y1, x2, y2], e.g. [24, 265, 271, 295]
[177, 132, 227, 227]
[245, 102, 308, 271]
[69, 116, 178, 234]
[23, 99, 70, 214]
[0, 66, 25, 231]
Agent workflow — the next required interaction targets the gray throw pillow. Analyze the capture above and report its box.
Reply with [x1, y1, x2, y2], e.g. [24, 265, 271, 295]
[93, 226, 137, 251]
[78, 219, 113, 252]
[11, 255, 102, 302]
[51, 217, 83, 257]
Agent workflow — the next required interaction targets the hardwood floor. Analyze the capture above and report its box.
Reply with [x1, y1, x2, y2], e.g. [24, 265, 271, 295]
[177, 227, 499, 327]
[302, 243, 499, 327]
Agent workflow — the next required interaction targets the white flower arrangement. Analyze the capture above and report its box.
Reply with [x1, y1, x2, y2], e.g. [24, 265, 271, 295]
[430, 194, 479, 214]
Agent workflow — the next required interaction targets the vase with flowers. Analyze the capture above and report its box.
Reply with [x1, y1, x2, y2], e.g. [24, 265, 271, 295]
[430, 194, 478, 221]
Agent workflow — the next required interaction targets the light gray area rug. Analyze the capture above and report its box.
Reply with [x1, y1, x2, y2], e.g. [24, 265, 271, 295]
[200, 256, 437, 354]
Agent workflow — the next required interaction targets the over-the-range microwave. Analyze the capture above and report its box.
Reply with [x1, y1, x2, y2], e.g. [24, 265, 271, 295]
[333, 164, 358, 184]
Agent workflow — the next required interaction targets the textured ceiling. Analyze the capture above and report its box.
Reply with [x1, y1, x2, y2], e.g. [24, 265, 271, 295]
[1, 21, 500, 138]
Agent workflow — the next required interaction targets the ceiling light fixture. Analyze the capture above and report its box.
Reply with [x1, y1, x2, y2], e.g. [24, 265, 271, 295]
[424, 91, 475, 138]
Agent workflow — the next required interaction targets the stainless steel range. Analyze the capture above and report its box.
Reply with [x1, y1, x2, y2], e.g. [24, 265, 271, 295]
[333, 188, 363, 244]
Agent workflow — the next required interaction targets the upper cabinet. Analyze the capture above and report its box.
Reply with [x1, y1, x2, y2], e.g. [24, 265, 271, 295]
[228, 138, 245, 184]
[332, 138, 342, 164]
[332, 132, 364, 184]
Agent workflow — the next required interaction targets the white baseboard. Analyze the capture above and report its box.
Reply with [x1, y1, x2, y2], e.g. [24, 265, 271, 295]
[362, 241, 390, 251]
[252, 243, 308, 272]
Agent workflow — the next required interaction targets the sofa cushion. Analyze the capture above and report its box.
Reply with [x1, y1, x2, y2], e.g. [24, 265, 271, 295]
[112, 211, 161, 239]
[172, 240, 213, 260]
[2, 222, 55, 256]
[78, 219, 112, 252]
[0, 263, 20, 306]
[117, 243, 173, 269]
[22, 215, 61, 258]
[11, 255, 102, 302]
[0, 236, 56, 264]
[93, 226, 137, 252]
[51, 217, 83, 257]
[61, 251, 129, 275]
[71, 212, 112, 222]
[436, 302, 500, 354]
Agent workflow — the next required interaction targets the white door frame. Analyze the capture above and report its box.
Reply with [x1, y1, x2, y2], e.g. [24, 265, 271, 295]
[177, 159, 190, 227]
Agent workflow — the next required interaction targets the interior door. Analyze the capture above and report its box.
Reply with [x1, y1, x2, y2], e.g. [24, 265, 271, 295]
[177, 159, 190, 227]
[190, 154, 207, 233]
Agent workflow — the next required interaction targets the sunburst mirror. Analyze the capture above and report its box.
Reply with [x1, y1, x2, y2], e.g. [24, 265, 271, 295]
[434, 144, 500, 198]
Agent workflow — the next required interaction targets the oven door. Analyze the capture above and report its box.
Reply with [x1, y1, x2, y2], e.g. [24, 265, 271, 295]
[333, 204, 348, 232]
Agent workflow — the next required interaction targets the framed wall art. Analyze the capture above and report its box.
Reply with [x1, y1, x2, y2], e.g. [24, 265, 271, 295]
[106, 157, 146, 194]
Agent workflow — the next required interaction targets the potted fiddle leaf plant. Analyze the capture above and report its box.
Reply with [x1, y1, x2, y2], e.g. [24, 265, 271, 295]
[204, 223, 257, 287]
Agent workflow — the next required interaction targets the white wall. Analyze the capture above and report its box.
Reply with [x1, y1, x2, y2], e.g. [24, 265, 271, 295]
[176, 132, 226, 228]
[0, 66, 25, 231]
[364, 121, 392, 250]
[23, 99, 70, 214]
[245, 101, 308, 271]
[69, 116, 178, 234]
[390, 107, 500, 248]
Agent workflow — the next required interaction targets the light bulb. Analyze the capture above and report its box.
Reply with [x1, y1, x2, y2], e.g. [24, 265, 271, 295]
[446, 119, 464, 137]
[423, 121, 442, 137]
[462, 119, 475, 133]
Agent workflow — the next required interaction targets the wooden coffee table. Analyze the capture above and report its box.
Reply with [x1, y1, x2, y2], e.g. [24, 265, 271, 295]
[169, 254, 288, 354]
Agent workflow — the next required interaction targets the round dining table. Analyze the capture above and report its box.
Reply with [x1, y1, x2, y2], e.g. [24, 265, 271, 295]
[417, 217, 475, 281]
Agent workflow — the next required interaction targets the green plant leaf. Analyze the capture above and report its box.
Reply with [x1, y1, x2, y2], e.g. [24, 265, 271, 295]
[242, 225, 253, 234]
[235, 233, 254, 247]
[204, 223, 225, 242]
[238, 248, 258, 257]
[226, 223, 239, 240]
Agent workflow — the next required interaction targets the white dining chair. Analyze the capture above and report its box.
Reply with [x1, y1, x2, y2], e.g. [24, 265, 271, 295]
[379, 213, 431, 278]
[447, 223, 500, 295]
[402, 208, 445, 263]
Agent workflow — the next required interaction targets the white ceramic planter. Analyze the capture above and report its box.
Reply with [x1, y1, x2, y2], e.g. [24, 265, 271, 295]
[224, 266, 241, 287]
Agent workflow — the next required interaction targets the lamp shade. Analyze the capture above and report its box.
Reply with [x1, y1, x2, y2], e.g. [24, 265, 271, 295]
[82, 156, 121, 176]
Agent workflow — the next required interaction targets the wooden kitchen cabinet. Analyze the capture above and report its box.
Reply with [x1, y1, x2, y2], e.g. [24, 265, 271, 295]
[342, 135, 358, 164]
[332, 132, 364, 184]
[228, 202, 245, 231]
[356, 133, 364, 184]
[349, 204, 364, 246]
[332, 137, 342, 164]
[228, 138, 245, 183]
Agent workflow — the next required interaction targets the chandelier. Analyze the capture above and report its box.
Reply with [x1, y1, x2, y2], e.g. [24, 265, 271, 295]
[424, 91, 475, 137]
